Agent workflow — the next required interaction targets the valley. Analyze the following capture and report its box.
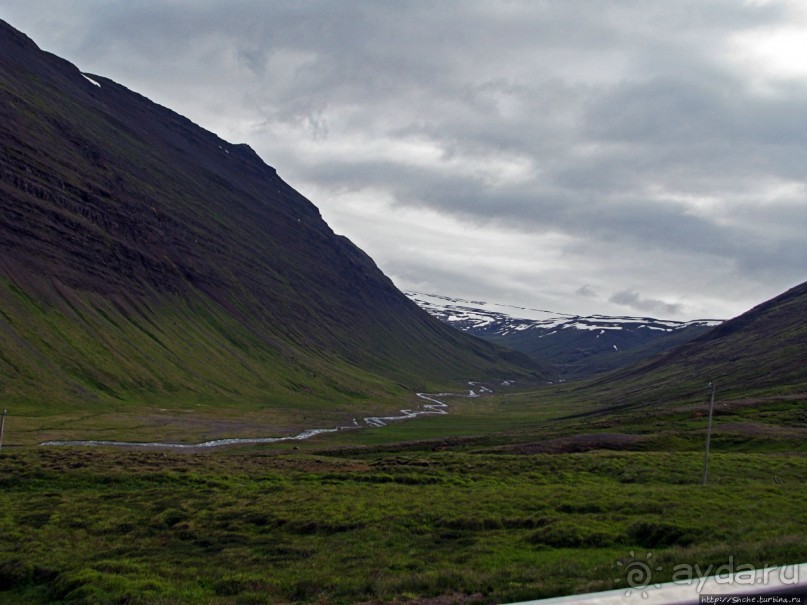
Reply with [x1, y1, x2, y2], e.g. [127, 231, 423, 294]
[36, 386, 486, 449]
[1, 17, 807, 605]
[3, 382, 807, 604]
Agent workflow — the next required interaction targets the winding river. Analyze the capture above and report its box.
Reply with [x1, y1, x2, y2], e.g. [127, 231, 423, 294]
[39, 383, 498, 449]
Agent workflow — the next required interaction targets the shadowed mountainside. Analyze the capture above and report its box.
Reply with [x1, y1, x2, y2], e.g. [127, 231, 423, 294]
[0, 19, 544, 416]
[570, 280, 807, 411]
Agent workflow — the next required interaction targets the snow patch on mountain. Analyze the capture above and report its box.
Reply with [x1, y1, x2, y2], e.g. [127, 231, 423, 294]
[406, 291, 721, 337]
[81, 73, 101, 87]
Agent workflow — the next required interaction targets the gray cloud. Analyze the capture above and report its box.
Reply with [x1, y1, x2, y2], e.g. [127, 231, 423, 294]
[609, 290, 683, 317]
[2, 0, 806, 320]
[576, 285, 598, 299]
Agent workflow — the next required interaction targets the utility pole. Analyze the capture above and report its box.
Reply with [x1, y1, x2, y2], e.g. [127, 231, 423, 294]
[701, 383, 716, 486]
[0, 409, 6, 454]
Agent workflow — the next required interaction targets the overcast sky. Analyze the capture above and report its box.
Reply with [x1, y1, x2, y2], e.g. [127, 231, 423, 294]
[3, 1, 807, 320]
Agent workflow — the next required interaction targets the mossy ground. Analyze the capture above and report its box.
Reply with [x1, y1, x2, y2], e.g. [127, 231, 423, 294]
[2, 385, 807, 604]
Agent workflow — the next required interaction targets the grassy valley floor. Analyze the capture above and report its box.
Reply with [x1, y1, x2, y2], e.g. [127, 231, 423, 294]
[2, 386, 807, 604]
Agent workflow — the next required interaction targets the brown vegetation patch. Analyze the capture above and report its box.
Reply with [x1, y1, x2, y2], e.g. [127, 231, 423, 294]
[716, 422, 807, 438]
[504, 432, 648, 454]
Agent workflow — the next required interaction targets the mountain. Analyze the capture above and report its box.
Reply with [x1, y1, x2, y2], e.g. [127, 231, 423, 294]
[406, 291, 721, 378]
[574, 279, 807, 411]
[0, 19, 543, 418]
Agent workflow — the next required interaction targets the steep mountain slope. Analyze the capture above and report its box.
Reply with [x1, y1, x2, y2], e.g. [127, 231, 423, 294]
[407, 291, 720, 378]
[0, 20, 543, 419]
[577, 280, 807, 408]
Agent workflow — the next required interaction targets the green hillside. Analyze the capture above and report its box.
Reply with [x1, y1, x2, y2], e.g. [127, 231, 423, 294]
[561, 279, 807, 415]
[0, 20, 544, 443]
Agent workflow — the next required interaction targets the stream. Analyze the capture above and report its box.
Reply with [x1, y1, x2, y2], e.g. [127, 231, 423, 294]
[39, 382, 498, 449]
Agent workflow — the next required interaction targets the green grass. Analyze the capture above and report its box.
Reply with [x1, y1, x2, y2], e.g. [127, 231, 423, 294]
[3, 368, 807, 604]
[0, 276, 440, 446]
[1, 377, 806, 604]
[2, 414, 807, 604]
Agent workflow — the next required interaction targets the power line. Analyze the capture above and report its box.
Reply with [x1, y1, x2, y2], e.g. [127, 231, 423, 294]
[0, 409, 6, 454]
[701, 383, 716, 486]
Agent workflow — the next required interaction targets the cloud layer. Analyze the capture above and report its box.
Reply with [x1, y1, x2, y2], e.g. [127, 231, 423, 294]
[3, 0, 807, 319]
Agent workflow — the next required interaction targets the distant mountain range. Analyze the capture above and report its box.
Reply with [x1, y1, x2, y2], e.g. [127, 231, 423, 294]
[0, 19, 544, 415]
[408, 284, 807, 408]
[406, 291, 723, 378]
